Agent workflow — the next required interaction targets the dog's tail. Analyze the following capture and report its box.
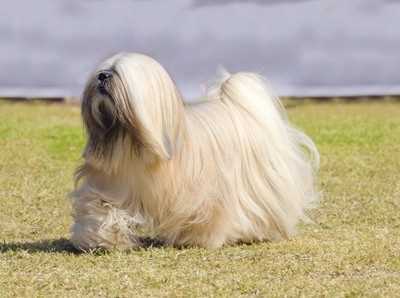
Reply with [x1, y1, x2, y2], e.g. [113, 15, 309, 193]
[211, 70, 320, 238]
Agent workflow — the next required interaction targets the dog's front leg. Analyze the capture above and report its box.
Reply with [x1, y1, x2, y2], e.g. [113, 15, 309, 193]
[70, 184, 142, 251]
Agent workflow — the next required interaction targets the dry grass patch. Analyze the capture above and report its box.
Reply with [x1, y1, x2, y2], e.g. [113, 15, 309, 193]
[0, 100, 399, 297]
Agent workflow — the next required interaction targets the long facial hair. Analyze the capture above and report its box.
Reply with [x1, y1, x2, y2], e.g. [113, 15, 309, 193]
[81, 70, 143, 165]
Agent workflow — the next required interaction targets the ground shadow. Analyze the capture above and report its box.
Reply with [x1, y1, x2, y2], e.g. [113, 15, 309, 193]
[0, 237, 165, 254]
[0, 238, 79, 254]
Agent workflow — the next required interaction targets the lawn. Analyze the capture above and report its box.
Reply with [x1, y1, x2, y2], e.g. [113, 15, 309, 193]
[0, 100, 399, 297]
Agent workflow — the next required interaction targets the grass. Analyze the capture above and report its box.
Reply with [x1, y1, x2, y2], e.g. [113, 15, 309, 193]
[0, 100, 399, 297]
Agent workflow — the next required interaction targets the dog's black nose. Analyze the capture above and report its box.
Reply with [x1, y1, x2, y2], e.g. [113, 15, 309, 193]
[97, 71, 113, 82]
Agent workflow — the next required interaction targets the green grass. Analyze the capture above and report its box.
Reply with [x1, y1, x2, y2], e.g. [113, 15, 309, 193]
[0, 100, 399, 297]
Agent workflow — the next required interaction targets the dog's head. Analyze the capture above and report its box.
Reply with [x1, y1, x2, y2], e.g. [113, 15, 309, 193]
[82, 53, 183, 163]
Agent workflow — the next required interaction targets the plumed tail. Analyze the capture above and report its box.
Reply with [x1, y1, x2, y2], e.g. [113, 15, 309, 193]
[210, 71, 320, 238]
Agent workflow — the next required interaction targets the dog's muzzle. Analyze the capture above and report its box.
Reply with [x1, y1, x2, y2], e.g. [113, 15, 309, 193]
[97, 70, 113, 94]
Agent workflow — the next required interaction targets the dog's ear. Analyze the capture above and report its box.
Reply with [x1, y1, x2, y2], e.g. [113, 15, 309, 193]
[111, 54, 183, 161]
[136, 107, 175, 160]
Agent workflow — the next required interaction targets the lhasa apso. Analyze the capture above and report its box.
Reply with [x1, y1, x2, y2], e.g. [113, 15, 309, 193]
[70, 53, 319, 250]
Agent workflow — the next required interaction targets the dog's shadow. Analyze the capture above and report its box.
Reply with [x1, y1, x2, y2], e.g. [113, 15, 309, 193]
[0, 238, 79, 254]
[0, 237, 165, 254]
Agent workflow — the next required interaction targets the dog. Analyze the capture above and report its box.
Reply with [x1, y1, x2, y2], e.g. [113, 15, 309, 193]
[70, 53, 319, 250]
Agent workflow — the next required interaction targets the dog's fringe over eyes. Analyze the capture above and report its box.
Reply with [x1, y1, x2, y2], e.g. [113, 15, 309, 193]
[70, 53, 319, 250]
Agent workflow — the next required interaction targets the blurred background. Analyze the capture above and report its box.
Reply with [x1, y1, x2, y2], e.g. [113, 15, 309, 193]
[1, 0, 399, 100]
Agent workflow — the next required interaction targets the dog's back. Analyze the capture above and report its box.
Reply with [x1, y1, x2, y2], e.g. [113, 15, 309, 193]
[179, 72, 319, 245]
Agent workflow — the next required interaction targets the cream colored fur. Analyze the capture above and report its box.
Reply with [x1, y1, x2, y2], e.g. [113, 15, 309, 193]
[70, 53, 319, 250]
